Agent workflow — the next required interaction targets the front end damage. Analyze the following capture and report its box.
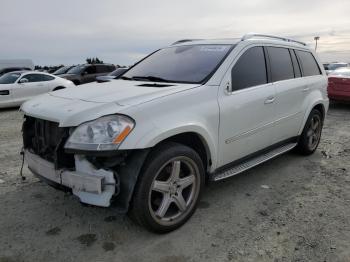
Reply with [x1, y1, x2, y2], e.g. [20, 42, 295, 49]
[22, 116, 149, 211]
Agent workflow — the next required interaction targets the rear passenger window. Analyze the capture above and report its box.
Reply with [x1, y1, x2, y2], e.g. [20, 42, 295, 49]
[231, 47, 267, 91]
[295, 50, 321, 76]
[267, 47, 294, 82]
[290, 50, 301, 78]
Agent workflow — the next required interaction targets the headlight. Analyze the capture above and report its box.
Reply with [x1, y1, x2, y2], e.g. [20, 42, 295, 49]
[65, 115, 135, 151]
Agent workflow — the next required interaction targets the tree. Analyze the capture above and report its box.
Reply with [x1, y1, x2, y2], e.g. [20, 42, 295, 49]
[86, 57, 104, 64]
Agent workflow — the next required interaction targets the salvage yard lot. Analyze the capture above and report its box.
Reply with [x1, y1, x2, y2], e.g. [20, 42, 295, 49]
[0, 103, 350, 262]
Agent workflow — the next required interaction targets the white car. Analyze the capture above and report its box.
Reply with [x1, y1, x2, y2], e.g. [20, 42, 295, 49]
[21, 34, 328, 233]
[0, 71, 75, 108]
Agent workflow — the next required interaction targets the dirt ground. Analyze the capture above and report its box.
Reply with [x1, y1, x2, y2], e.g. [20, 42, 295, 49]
[0, 103, 349, 262]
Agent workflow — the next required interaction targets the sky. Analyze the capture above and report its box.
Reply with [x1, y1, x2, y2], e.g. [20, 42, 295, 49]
[1, 0, 350, 66]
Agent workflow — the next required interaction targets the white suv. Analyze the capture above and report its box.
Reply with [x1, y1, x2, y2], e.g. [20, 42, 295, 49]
[21, 34, 328, 233]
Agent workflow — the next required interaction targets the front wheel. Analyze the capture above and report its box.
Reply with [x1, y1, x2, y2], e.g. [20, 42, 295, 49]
[130, 142, 205, 233]
[296, 109, 323, 155]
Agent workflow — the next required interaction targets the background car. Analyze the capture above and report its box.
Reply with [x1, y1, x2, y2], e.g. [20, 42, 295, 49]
[0, 71, 75, 108]
[325, 62, 349, 74]
[60, 64, 116, 85]
[328, 67, 350, 102]
[95, 67, 129, 82]
[0, 67, 31, 77]
[52, 65, 75, 76]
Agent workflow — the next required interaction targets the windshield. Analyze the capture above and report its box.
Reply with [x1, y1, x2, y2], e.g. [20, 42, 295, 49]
[67, 65, 85, 74]
[328, 63, 348, 70]
[123, 44, 233, 84]
[330, 68, 350, 77]
[53, 66, 70, 75]
[0, 72, 21, 84]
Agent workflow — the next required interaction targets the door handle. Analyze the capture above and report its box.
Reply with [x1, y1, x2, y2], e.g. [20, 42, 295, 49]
[302, 87, 310, 92]
[264, 96, 275, 104]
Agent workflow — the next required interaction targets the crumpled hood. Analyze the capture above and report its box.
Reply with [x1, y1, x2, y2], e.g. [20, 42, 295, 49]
[50, 79, 200, 105]
[21, 79, 200, 126]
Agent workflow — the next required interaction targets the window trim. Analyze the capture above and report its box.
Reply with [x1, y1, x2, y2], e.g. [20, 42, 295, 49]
[289, 49, 302, 78]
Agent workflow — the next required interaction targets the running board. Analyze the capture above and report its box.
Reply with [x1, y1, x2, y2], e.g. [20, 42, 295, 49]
[212, 143, 297, 181]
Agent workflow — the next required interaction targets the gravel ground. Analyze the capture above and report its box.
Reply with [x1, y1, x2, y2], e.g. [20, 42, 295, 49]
[0, 103, 349, 262]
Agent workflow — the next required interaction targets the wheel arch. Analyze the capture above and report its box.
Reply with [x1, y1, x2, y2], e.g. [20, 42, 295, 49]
[152, 132, 212, 173]
[298, 100, 328, 135]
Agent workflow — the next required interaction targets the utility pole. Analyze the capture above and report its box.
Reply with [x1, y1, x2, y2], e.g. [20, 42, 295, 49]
[314, 36, 320, 51]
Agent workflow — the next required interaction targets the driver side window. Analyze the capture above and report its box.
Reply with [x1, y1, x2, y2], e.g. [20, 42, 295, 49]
[21, 74, 43, 83]
[231, 46, 267, 91]
[85, 66, 96, 74]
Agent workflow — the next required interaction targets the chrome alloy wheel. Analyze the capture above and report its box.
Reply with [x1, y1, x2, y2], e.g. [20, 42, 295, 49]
[148, 156, 200, 226]
[306, 114, 322, 151]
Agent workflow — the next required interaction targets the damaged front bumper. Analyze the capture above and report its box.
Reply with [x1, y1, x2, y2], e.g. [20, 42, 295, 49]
[25, 150, 117, 207]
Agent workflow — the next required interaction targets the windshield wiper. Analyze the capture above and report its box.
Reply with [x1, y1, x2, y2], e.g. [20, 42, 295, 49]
[130, 76, 172, 83]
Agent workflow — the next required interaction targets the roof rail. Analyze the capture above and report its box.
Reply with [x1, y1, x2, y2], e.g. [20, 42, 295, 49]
[241, 33, 306, 46]
[171, 39, 202, 45]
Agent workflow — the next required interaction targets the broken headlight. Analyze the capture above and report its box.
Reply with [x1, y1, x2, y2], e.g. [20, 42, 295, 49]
[65, 115, 135, 151]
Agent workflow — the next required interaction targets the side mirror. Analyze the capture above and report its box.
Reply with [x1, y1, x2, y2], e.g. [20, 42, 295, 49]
[19, 78, 29, 84]
[81, 71, 87, 76]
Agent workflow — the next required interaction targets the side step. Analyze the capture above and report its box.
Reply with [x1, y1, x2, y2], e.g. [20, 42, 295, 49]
[212, 143, 297, 181]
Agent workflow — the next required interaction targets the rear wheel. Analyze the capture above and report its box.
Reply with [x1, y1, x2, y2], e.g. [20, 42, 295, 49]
[130, 142, 204, 233]
[296, 109, 323, 155]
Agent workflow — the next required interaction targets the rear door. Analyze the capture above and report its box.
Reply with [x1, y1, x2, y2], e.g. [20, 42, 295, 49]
[266, 47, 305, 143]
[218, 46, 276, 166]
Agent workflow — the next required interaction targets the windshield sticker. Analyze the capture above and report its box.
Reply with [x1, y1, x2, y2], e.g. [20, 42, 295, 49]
[200, 46, 229, 52]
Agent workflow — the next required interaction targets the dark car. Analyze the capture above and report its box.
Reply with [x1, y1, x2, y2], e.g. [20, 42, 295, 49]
[60, 64, 116, 85]
[52, 66, 75, 75]
[95, 67, 129, 82]
[0, 67, 31, 77]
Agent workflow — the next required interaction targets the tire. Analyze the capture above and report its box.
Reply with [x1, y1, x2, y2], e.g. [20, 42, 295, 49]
[296, 109, 324, 155]
[129, 142, 205, 233]
[73, 80, 80, 85]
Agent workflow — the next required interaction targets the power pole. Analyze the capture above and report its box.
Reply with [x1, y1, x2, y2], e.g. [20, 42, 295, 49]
[314, 36, 320, 51]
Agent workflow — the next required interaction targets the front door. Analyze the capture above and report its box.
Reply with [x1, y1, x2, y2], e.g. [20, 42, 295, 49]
[12, 74, 49, 103]
[218, 46, 276, 167]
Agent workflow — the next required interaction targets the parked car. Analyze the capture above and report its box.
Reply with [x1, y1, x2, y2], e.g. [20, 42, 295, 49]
[0, 71, 75, 108]
[0, 67, 31, 77]
[52, 65, 75, 76]
[21, 34, 328, 233]
[60, 64, 116, 85]
[328, 67, 350, 101]
[96, 67, 129, 82]
[325, 62, 349, 75]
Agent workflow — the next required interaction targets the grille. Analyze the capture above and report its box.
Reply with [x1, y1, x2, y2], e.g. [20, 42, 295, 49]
[22, 116, 75, 169]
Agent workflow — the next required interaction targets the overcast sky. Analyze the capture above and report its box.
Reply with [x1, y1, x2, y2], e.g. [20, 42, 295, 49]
[1, 0, 349, 65]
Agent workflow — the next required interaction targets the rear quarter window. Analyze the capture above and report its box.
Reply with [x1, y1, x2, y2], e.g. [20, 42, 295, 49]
[295, 50, 321, 77]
